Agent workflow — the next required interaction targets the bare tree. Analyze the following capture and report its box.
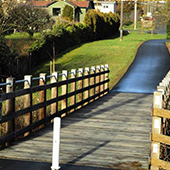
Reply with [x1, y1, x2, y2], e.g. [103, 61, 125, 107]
[7, 3, 55, 37]
[0, 1, 16, 38]
[154, 2, 170, 24]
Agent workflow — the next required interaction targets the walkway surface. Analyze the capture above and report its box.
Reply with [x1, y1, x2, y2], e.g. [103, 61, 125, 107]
[112, 39, 170, 93]
[0, 39, 170, 170]
[0, 93, 152, 170]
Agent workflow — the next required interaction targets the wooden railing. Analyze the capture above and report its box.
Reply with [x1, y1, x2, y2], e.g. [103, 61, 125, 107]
[0, 64, 109, 147]
[150, 71, 170, 170]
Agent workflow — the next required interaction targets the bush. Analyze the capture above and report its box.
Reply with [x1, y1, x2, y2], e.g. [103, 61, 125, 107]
[167, 20, 170, 40]
[62, 5, 73, 21]
[29, 11, 120, 68]
[84, 10, 120, 40]
[0, 38, 15, 76]
[123, 18, 133, 26]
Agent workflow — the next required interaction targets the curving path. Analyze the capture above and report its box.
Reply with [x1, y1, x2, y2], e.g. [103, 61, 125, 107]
[112, 39, 170, 93]
[0, 39, 170, 170]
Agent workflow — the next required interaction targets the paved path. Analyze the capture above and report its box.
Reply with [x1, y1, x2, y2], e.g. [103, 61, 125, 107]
[112, 39, 170, 93]
[0, 39, 169, 170]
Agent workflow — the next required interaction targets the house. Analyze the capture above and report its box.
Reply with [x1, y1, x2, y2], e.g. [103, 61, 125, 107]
[29, 1, 54, 8]
[94, 1, 117, 13]
[30, 1, 94, 23]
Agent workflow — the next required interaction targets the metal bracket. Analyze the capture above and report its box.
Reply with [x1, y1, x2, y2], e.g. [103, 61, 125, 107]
[7, 79, 13, 88]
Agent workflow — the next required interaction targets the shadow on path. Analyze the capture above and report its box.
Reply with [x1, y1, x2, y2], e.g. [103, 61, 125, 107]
[0, 159, 114, 170]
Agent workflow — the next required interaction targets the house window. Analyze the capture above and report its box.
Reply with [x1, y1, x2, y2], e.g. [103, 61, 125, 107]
[103, 5, 108, 8]
[53, 8, 61, 16]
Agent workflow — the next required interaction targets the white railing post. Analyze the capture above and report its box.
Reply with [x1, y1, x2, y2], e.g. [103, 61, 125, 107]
[151, 91, 163, 170]
[51, 117, 61, 170]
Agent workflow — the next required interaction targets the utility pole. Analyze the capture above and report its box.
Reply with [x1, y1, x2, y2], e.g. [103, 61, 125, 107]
[120, 0, 123, 41]
[134, 0, 137, 30]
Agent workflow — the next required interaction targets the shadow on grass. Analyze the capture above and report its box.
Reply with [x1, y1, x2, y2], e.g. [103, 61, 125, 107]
[32, 31, 130, 76]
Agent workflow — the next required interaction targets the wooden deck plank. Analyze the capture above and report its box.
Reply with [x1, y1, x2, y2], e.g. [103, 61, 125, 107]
[0, 93, 153, 169]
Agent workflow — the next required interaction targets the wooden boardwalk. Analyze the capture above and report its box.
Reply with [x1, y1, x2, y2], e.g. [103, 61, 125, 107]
[0, 92, 153, 170]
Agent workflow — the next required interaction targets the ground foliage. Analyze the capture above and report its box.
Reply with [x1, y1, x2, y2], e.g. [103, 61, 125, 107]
[167, 20, 170, 40]
[0, 38, 15, 76]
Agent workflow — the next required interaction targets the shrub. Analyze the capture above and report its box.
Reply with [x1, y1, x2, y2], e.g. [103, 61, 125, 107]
[0, 38, 15, 76]
[84, 10, 120, 40]
[29, 11, 120, 68]
[62, 5, 73, 21]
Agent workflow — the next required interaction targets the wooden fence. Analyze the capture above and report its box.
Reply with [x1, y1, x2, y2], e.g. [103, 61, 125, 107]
[151, 70, 170, 170]
[0, 64, 109, 147]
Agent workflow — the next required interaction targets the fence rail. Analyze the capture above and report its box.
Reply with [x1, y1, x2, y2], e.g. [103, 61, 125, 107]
[0, 64, 109, 147]
[150, 70, 170, 170]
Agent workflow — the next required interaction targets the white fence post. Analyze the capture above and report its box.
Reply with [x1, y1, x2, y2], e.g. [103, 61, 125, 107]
[51, 117, 61, 170]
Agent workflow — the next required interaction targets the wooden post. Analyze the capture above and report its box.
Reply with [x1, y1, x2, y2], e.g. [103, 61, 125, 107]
[96, 66, 100, 99]
[120, 0, 123, 41]
[90, 66, 95, 100]
[50, 61, 52, 75]
[104, 64, 109, 93]
[24, 75, 32, 136]
[6, 77, 15, 145]
[84, 67, 89, 105]
[51, 72, 58, 116]
[151, 91, 163, 170]
[78, 68, 83, 108]
[0, 97, 2, 137]
[61, 70, 68, 117]
[70, 69, 76, 112]
[39, 73, 47, 129]
[100, 65, 104, 96]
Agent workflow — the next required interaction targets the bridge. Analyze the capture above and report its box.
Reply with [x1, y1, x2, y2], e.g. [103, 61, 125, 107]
[0, 39, 170, 170]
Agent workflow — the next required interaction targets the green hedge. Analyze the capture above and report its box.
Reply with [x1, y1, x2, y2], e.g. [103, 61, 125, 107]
[167, 20, 170, 40]
[29, 10, 120, 68]
[0, 38, 15, 76]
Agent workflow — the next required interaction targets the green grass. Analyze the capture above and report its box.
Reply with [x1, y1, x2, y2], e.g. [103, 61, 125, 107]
[5, 32, 40, 40]
[5, 32, 40, 58]
[166, 41, 170, 53]
[34, 31, 166, 90]
[124, 21, 155, 32]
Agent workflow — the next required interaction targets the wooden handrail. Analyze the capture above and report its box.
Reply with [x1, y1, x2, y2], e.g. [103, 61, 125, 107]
[0, 64, 110, 147]
[150, 69, 170, 169]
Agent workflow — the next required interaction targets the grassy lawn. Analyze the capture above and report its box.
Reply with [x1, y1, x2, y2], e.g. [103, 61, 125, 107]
[34, 31, 166, 90]
[124, 21, 155, 32]
[5, 32, 39, 57]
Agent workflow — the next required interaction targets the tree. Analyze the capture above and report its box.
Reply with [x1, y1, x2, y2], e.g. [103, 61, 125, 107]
[62, 5, 73, 21]
[0, 1, 16, 38]
[8, 3, 54, 37]
[117, 1, 143, 26]
[154, 2, 170, 39]
[155, 2, 170, 24]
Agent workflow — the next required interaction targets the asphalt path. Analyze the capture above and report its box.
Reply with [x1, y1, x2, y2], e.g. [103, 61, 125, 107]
[112, 39, 170, 94]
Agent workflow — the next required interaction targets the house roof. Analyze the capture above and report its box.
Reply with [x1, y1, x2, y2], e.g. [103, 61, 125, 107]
[69, 1, 90, 8]
[30, 1, 55, 7]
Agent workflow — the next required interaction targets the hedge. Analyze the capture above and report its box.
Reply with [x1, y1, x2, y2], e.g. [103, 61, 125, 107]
[167, 20, 170, 40]
[29, 10, 120, 68]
